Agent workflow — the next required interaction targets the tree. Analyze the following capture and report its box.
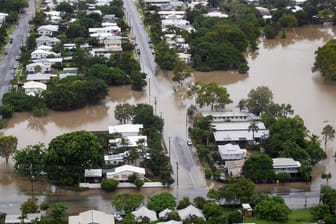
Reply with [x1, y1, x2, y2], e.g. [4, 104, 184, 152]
[242, 154, 275, 182]
[0, 135, 18, 164]
[129, 71, 147, 91]
[148, 192, 176, 212]
[248, 121, 259, 140]
[311, 204, 330, 220]
[40, 201, 49, 216]
[321, 172, 332, 186]
[114, 103, 135, 124]
[228, 210, 243, 224]
[278, 14, 298, 28]
[245, 86, 273, 115]
[0, 104, 14, 118]
[172, 59, 193, 85]
[313, 39, 336, 80]
[321, 185, 336, 213]
[112, 193, 144, 213]
[101, 179, 119, 191]
[133, 104, 164, 132]
[177, 197, 191, 209]
[21, 198, 39, 215]
[216, 177, 256, 204]
[321, 124, 335, 149]
[52, 202, 68, 222]
[14, 143, 46, 176]
[190, 82, 232, 111]
[44, 131, 102, 185]
[255, 197, 290, 222]
[193, 196, 207, 210]
[134, 178, 144, 188]
[237, 99, 247, 111]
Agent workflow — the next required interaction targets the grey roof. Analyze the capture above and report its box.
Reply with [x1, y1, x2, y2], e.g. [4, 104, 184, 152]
[5, 213, 41, 223]
[177, 205, 204, 220]
[132, 206, 157, 221]
[84, 169, 102, 177]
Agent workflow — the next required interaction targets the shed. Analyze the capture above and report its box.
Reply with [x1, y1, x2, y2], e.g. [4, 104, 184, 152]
[242, 203, 253, 217]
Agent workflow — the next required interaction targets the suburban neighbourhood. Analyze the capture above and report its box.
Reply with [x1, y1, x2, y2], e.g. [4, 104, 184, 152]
[0, 0, 336, 223]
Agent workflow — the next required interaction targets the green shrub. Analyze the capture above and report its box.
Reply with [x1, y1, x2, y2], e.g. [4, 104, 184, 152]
[0, 104, 14, 118]
[101, 178, 119, 191]
[205, 168, 212, 179]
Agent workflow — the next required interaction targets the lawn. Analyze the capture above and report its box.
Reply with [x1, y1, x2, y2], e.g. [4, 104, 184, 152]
[243, 208, 315, 224]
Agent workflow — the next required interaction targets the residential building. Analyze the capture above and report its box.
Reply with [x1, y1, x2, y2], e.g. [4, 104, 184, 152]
[158, 11, 185, 19]
[218, 143, 247, 162]
[132, 206, 157, 222]
[27, 73, 53, 83]
[0, 12, 8, 26]
[108, 124, 143, 137]
[103, 14, 117, 23]
[177, 205, 205, 220]
[272, 158, 301, 174]
[177, 53, 191, 64]
[22, 81, 47, 96]
[63, 43, 76, 51]
[106, 165, 145, 181]
[37, 25, 59, 36]
[68, 210, 115, 224]
[242, 204, 253, 217]
[158, 208, 173, 219]
[26, 62, 51, 73]
[5, 213, 41, 224]
[162, 18, 194, 33]
[109, 135, 147, 149]
[84, 169, 103, 183]
[204, 11, 228, 18]
[212, 121, 269, 143]
[157, 221, 182, 224]
[104, 152, 128, 165]
[202, 111, 260, 123]
[225, 159, 245, 177]
[36, 35, 61, 47]
[31, 49, 60, 59]
[143, 0, 170, 7]
[103, 36, 122, 51]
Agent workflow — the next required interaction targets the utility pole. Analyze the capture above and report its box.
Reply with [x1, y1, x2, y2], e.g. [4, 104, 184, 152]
[148, 78, 150, 104]
[168, 137, 171, 160]
[186, 113, 188, 139]
[176, 162, 179, 188]
[154, 97, 157, 115]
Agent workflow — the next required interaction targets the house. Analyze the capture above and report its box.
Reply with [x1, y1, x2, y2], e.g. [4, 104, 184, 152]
[256, 7, 272, 20]
[103, 14, 117, 23]
[37, 45, 53, 51]
[157, 221, 182, 224]
[272, 158, 301, 174]
[68, 210, 115, 224]
[158, 11, 185, 19]
[36, 35, 61, 47]
[158, 208, 173, 219]
[63, 43, 76, 51]
[204, 11, 228, 18]
[22, 81, 47, 96]
[177, 53, 191, 64]
[106, 165, 145, 181]
[109, 136, 148, 149]
[242, 203, 253, 217]
[27, 73, 52, 83]
[5, 213, 41, 224]
[162, 18, 194, 33]
[31, 49, 60, 59]
[202, 111, 260, 123]
[225, 159, 245, 177]
[103, 36, 122, 51]
[177, 205, 205, 220]
[218, 143, 247, 162]
[108, 124, 143, 137]
[0, 12, 8, 26]
[26, 62, 51, 73]
[132, 206, 158, 222]
[212, 121, 269, 144]
[143, 0, 170, 7]
[104, 152, 128, 165]
[84, 169, 103, 183]
[37, 25, 59, 36]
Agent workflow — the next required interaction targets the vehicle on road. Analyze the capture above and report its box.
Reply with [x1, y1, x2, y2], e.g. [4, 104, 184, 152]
[15, 56, 20, 60]
[187, 139, 192, 146]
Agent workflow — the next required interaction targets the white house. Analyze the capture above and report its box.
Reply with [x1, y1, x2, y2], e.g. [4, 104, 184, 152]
[37, 25, 59, 36]
[36, 35, 61, 47]
[109, 136, 148, 149]
[31, 49, 60, 59]
[68, 210, 115, 224]
[84, 169, 103, 183]
[157, 221, 182, 224]
[26, 62, 51, 73]
[63, 43, 76, 51]
[27, 73, 53, 83]
[204, 11, 228, 18]
[106, 165, 145, 181]
[225, 159, 245, 177]
[0, 12, 8, 26]
[5, 213, 41, 224]
[272, 158, 301, 174]
[218, 143, 247, 161]
[177, 205, 205, 220]
[103, 36, 122, 51]
[158, 11, 185, 19]
[158, 208, 173, 219]
[104, 152, 128, 165]
[162, 18, 194, 33]
[202, 111, 260, 123]
[22, 81, 47, 96]
[143, 0, 170, 7]
[213, 121, 269, 143]
[132, 206, 157, 222]
[108, 124, 143, 137]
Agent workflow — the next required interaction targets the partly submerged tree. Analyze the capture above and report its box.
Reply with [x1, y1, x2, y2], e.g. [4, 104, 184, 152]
[321, 172, 332, 186]
[321, 124, 335, 149]
[0, 135, 18, 164]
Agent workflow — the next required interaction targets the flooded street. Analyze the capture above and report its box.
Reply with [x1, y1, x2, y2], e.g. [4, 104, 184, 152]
[1, 25, 336, 213]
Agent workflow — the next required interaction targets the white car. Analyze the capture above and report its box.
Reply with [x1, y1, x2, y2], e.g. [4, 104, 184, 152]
[187, 139, 192, 146]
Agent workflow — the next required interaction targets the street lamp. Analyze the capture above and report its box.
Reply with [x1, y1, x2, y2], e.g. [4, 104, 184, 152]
[31, 174, 35, 199]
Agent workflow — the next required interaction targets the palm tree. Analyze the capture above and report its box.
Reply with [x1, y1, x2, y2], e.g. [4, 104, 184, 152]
[321, 172, 332, 185]
[248, 121, 259, 141]
[321, 124, 335, 149]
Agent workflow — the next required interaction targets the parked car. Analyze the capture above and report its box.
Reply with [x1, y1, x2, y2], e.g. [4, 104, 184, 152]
[187, 139, 192, 146]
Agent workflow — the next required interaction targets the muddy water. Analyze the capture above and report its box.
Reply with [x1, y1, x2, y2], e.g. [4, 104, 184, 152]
[1, 24, 336, 213]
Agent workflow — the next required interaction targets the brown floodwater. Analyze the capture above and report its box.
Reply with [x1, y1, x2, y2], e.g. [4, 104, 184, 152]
[1, 24, 336, 214]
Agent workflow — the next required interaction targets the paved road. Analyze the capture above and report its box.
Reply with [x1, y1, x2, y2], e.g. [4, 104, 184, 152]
[0, 0, 35, 103]
[122, 0, 207, 192]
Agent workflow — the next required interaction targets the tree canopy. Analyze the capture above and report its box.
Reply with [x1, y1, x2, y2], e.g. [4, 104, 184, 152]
[112, 193, 144, 213]
[44, 131, 103, 185]
[242, 154, 275, 182]
[0, 135, 17, 164]
[147, 192, 176, 212]
[313, 39, 336, 81]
